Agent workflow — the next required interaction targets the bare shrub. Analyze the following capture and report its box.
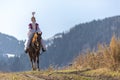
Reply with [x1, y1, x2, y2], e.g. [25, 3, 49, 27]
[73, 35, 120, 71]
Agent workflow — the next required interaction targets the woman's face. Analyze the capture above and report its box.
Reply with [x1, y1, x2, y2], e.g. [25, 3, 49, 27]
[31, 18, 36, 23]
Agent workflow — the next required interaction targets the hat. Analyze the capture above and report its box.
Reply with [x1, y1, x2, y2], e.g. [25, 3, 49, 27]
[32, 12, 35, 17]
[31, 12, 36, 21]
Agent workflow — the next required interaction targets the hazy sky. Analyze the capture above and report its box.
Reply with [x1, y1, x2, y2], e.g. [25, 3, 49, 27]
[0, 0, 120, 40]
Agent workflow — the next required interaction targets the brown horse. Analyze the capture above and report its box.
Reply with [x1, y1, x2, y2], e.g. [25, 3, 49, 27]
[28, 32, 42, 71]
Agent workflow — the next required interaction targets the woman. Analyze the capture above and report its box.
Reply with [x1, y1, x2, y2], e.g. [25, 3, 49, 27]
[24, 12, 46, 53]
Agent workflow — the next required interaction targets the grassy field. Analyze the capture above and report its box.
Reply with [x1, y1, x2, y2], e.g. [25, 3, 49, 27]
[0, 68, 120, 80]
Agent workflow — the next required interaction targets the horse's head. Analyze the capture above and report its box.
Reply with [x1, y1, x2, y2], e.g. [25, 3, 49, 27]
[32, 32, 41, 50]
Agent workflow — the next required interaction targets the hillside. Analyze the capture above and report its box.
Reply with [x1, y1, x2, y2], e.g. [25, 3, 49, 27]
[0, 32, 24, 55]
[0, 33, 25, 71]
[41, 15, 120, 68]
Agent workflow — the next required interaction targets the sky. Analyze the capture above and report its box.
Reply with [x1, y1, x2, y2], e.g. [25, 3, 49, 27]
[0, 0, 120, 40]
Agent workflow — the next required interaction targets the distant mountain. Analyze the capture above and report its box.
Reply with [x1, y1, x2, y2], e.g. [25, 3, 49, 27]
[40, 15, 120, 68]
[0, 32, 24, 55]
[0, 33, 25, 71]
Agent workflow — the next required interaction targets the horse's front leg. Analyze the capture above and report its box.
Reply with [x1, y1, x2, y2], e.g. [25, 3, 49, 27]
[29, 53, 35, 71]
[30, 57, 34, 70]
[37, 53, 40, 71]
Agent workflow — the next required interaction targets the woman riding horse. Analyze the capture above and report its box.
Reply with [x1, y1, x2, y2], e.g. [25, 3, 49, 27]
[24, 12, 46, 53]
[24, 12, 46, 70]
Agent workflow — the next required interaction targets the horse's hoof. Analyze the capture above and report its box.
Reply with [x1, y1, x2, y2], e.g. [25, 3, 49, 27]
[32, 68, 36, 71]
[37, 68, 40, 71]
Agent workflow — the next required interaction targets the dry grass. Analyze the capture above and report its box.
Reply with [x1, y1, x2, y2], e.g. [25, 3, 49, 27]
[72, 35, 120, 71]
[0, 68, 120, 80]
[0, 70, 92, 80]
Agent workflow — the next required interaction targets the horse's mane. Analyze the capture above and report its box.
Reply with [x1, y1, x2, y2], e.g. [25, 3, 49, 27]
[32, 33, 38, 43]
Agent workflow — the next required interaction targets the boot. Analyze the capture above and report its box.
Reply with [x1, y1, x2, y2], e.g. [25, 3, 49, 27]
[41, 39, 46, 52]
[42, 48, 46, 52]
[25, 48, 29, 53]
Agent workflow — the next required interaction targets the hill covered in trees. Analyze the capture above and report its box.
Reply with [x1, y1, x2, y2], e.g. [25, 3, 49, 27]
[42, 15, 120, 68]
[0, 32, 24, 55]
